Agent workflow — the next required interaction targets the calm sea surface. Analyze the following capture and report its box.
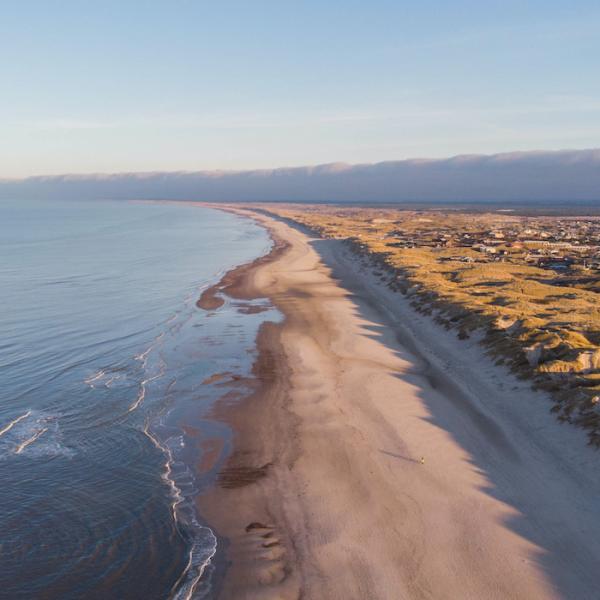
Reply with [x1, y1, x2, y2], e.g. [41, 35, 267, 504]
[0, 199, 275, 599]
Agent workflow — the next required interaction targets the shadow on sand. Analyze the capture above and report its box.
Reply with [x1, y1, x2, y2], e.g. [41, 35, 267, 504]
[304, 232, 599, 598]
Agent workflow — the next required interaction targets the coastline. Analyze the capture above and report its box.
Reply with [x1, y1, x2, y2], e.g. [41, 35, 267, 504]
[196, 206, 600, 599]
[195, 216, 300, 598]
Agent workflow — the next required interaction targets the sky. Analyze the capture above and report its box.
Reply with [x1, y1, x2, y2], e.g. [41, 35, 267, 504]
[1, 1, 600, 178]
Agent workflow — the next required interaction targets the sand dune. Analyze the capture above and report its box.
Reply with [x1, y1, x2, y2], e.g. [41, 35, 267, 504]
[200, 207, 600, 599]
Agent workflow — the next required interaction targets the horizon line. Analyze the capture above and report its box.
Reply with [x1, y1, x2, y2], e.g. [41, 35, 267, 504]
[2, 146, 598, 182]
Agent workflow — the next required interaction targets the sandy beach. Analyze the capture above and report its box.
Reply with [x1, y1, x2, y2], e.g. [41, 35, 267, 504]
[198, 207, 600, 600]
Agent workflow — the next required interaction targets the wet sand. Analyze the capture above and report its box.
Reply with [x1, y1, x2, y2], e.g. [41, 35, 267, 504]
[197, 206, 600, 599]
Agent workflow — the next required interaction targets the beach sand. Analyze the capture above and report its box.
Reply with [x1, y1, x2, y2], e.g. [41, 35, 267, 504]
[198, 207, 600, 600]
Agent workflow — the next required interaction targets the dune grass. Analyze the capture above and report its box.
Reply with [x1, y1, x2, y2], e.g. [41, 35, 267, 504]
[254, 204, 600, 445]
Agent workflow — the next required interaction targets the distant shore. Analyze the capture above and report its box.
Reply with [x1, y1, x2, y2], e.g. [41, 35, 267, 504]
[196, 205, 600, 599]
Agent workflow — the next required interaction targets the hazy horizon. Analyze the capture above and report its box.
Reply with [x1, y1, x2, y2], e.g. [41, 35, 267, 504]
[1, 148, 599, 204]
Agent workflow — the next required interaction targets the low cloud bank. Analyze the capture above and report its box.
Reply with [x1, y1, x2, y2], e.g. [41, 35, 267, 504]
[1, 149, 599, 203]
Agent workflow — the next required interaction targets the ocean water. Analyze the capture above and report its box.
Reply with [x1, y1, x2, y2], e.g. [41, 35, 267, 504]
[0, 199, 276, 599]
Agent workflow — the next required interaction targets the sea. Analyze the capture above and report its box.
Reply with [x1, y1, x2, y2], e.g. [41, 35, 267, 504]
[0, 199, 277, 599]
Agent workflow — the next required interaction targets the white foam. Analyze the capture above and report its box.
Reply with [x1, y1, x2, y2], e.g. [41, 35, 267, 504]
[15, 427, 48, 454]
[0, 410, 32, 438]
[135, 332, 165, 367]
[85, 368, 128, 389]
[128, 385, 146, 413]
[0, 411, 73, 459]
[128, 357, 167, 414]
[84, 369, 106, 385]
[143, 422, 217, 600]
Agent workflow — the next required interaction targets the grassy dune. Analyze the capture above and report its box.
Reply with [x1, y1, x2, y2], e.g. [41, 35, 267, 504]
[252, 204, 600, 445]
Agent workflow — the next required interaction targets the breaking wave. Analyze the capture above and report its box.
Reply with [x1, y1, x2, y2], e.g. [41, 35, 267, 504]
[82, 294, 220, 598]
[144, 424, 218, 600]
[0, 410, 32, 438]
[0, 410, 74, 459]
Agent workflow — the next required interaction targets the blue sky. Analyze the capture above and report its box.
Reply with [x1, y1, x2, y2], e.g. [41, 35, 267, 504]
[1, 1, 599, 176]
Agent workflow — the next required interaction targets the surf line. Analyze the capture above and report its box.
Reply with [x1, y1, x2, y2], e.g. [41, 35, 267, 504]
[143, 422, 217, 600]
[84, 370, 106, 386]
[15, 427, 48, 454]
[135, 332, 166, 368]
[0, 410, 32, 438]
[127, 361, 167, 414]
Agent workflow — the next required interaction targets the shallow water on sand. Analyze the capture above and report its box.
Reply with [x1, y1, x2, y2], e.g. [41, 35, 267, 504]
[0, 199, 276, 599]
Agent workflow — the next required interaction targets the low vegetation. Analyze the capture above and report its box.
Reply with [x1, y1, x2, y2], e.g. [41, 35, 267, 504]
[252, 204, 600, 445]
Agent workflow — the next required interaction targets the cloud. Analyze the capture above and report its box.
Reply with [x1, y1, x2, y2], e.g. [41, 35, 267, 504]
[1, 148, 599, 203]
